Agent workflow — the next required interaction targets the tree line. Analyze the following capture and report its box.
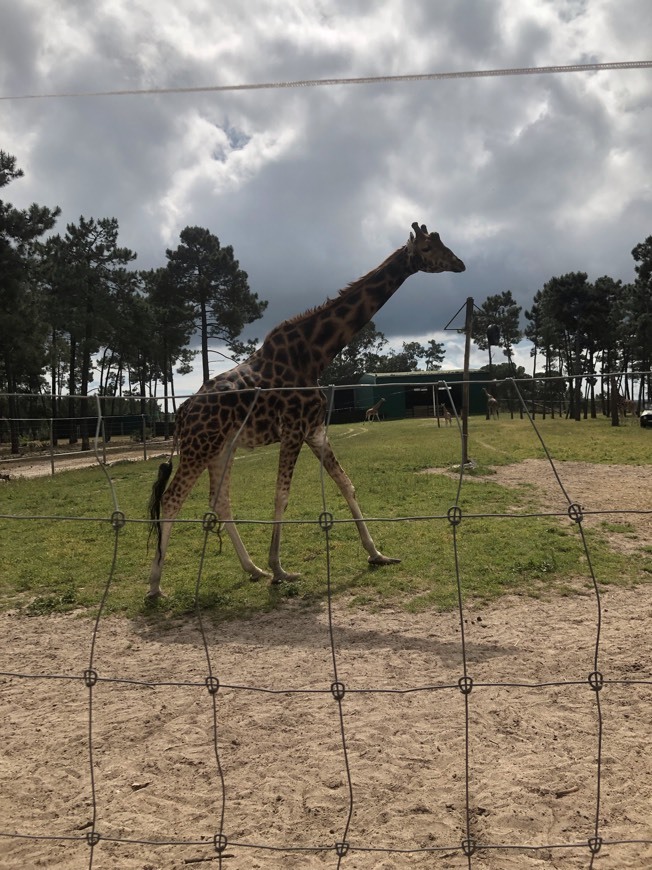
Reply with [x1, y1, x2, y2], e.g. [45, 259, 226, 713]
[0, 149, 447, 449]
[1, 145, 651, 445]
[470, 240, 652, 420]
[1, 150, 272, 450]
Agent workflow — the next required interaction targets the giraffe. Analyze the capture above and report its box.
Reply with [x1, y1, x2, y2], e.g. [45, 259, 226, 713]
[147, 222, 465, 598]
[365, 397, 385, 422]
[612, 379, 636, 420]
[482, 387, 499, 419]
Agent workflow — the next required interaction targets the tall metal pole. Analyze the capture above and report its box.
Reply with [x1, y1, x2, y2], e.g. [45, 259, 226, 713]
[486, 344, 493, 419]
[462, 297, 474, 466]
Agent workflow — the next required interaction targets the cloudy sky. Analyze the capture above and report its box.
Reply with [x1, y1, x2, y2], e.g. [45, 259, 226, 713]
[1, 0, 651, 393]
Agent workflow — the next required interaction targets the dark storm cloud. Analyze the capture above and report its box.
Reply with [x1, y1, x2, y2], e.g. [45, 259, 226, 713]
[1, 0, 650, 384]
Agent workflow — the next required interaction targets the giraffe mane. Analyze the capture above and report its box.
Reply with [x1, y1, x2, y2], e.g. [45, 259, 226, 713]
[277, 246, 406, 330]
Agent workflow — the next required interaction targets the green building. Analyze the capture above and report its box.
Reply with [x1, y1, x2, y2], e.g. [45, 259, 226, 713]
[326, 370, 491, 423]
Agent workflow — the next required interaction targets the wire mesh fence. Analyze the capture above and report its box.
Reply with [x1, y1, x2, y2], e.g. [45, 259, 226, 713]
[1, 378, 651, 868]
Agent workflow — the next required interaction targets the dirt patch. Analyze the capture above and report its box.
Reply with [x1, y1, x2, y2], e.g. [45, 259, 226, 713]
[2, 456, 652, 867]
[422, 459, 652, 557]
[2, 584, 652, 869]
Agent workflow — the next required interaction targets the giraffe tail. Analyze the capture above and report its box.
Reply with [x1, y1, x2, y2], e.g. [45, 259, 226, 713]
[148, 460, 174, 556]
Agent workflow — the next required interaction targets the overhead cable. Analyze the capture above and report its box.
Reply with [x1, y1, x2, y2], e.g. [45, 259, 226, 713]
[1, 60, 650, 101]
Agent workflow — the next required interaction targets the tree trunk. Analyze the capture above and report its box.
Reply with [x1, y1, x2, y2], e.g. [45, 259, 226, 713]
[79, 295, 94, 452]
[51, 327, 59, 446]
[200, 297, 210, 383]
[80, 344, 92, 452]
[168, 360, 179, 443]
[530, 345, 538, 418]
[5, 361, 20, 454]
[162, 350, 171, 440]
[610, 376, 620, 427]
[573, 336, 582, 422]
[68, 335, 78, 444]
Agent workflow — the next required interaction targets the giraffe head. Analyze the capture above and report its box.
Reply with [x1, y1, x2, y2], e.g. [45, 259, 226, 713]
[407, 222, 465, 274]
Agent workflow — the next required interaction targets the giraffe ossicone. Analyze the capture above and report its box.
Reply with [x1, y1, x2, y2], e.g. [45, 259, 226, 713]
[147, 222, 465, 599]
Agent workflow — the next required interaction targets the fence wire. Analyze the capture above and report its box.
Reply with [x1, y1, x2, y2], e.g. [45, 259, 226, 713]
[0, 378, 651, 867]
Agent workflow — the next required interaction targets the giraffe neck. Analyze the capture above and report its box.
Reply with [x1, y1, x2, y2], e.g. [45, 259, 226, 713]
[278, 245, 417, 374]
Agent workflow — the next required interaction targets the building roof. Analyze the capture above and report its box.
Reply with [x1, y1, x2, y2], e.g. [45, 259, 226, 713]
[361, 369, 485, 379]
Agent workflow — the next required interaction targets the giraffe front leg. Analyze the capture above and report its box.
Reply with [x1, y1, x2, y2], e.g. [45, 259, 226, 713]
[306, 427, 401, 567]
[223, 521, 272, 582]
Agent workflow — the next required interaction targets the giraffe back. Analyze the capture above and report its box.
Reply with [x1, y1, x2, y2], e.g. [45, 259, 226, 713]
[175, 359, 327, 461]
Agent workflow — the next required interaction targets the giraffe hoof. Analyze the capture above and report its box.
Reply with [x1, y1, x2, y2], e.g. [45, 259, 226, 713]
[145, 589, 166, 601]
[270, 571, 301, 585]
[248, 568, 272, 583]
[368, 555, 401, 567]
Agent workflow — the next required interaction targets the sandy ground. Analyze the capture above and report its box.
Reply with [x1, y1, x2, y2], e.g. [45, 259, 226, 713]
[1, 457, 652, 868]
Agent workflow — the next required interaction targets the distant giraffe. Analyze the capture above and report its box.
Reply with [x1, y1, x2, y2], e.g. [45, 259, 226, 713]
[365, 397, 385, 422]
[482, 387, 499, 418]
[612, 380, 636, 419]
[147, 223, 465, 598]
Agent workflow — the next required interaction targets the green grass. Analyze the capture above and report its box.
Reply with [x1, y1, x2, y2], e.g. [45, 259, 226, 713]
[0, 415, 649, 620]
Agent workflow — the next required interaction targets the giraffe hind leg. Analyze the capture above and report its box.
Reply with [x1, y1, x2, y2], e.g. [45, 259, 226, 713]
[146, 459, 204, 599]
[267, 432, 305, 583]
[208, 452, 271, 582]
